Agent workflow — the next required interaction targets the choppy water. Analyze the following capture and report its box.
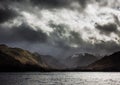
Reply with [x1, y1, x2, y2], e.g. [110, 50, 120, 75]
[0, 72, 120, 85]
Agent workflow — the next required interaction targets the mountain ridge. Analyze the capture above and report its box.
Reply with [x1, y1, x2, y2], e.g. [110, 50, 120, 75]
[1, 44, 120, 72]
[86, 51, 120, 71]
[0, 44, 51, 71]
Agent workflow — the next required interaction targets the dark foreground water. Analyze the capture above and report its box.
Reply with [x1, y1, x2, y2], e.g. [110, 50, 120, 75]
[0, 72, 120, 85]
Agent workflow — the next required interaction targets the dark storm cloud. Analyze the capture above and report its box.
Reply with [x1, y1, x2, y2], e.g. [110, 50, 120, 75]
[30, 0, 88, 9]
[0, 23, 47, 43]
[0, 0, 23, 7]
[0, 0, 24, 3]
[13, 24, 48, 42]
[95, 23, 118, 34]
[0, 8, 18, 23]
[49, 23, 71, 49]
[78, 0, 87, 8]
[49, 23, 84, 49]
[0, 0, 89, 12]
[69, 31, 83, 44]
[30, 0, 71, 8]
[0, 0, 88, 7]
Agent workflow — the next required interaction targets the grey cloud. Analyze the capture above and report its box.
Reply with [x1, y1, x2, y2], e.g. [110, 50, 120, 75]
[78, 0, 87, 8]
[95, 23, 118, 34]
[113, 14, 120, 27]
[49, 23, 71, 49]
[95, 0, 120, 8]
[95, 0, 108, 6]
[30, 0, 88, 9]
[0, 23, 48, 43]
[0, 0, 89, 11]
[0, 0, 22, 7]
[93, 41, 120, 55]
[49, 23, 83, 49]
[69, 40, 120, 56]
[0, 0, 72, 9]
[69, 31, 83, 44]
[49, 23, 117, 54]
[0, 0, 25, 3]
[30, 0, 71, 8]
[0, 7, 18, 23]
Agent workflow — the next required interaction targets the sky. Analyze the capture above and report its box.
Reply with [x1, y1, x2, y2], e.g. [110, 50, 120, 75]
[0, 0, 120, 58]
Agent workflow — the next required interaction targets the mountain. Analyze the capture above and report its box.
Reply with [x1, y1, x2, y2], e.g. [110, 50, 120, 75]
[3, 44, 120, 72]
[33, 53, 66, 70]
[0, 44, 61, 72]
[87, 51, 120, 71]
[65, 53, 98, 69]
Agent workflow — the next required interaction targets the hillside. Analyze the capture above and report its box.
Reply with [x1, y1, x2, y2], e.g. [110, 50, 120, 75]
[87, 51, 120, 71]
[0, 44, 50, 71]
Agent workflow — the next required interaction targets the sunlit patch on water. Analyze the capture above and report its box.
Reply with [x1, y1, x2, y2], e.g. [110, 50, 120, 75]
[0, 72, 120, 85]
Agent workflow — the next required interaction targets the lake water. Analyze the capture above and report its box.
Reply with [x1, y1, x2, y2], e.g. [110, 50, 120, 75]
[0, 72, 120, 85]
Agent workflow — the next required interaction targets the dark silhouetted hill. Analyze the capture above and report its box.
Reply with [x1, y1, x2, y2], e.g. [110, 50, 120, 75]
[0, 44, 58, 72]
[87, 51, 120, 71]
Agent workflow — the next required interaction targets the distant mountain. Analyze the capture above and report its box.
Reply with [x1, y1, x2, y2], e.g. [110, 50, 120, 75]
[65, 53, 98, 69]
[87, 51, 120, 71]
[34, 53, 66, 70]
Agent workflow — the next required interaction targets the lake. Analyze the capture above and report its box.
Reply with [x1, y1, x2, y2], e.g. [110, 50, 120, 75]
[0, 72, 120, 85]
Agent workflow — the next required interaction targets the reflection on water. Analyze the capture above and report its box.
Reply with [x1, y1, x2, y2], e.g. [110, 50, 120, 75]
[0, 72, 120, 85]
